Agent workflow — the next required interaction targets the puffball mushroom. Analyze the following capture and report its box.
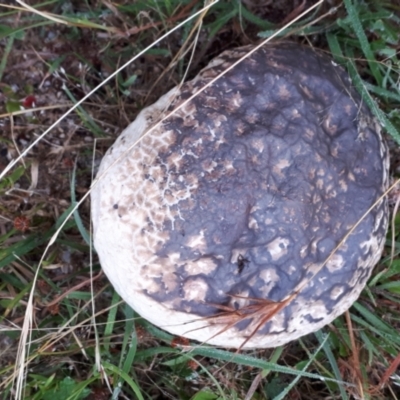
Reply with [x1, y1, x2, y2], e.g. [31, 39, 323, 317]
[91, 43, 389, 349]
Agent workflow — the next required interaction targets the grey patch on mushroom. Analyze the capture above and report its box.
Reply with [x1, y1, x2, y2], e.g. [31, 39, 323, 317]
[91, 43, 389, 349]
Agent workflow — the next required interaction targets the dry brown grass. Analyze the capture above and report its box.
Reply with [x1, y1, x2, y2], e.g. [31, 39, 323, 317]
[1, 0, 400, 399]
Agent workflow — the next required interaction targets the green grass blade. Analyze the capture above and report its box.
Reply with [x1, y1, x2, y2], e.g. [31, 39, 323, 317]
[189, 346, 351, 386]
[103, 291, 120, 352]
[352, 302, 396, 336]
[262, 346, 284, 378]
[239, 4, 274, 30]
[0, 221, 70, 269]
[62, 85, 105, 137]
[343, 0, 382, 85]
[0, 283, 32, 322]
[103, 361, 144, 400]
[315, 331, 348, 399]
[119, 305, 137, 372]
[273, 334, 329, 400]
[326, 33, 400, 144]
[0, 21, 52, 40]
[70, 165, 91, 246]
[0, 32, 15, 80]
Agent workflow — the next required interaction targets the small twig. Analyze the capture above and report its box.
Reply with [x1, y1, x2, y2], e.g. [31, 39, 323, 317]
[46, 270, 103, 308]
[113, 0, 200, 38]
[378, 352, 400, 390]
[280, 0, 306, 26]
[143, 0, 209, 103]
[245, 371, 263, 400]
[345, 311, 364, 398]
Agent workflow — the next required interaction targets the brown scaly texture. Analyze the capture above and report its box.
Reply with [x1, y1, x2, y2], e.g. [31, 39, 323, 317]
[91, 42, 389, 348]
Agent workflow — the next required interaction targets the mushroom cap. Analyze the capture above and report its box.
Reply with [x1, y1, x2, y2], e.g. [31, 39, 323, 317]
[91, 43, 389, 348]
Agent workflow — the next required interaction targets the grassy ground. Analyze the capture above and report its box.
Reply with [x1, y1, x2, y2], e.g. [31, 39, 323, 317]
[1, 0, 400, 399]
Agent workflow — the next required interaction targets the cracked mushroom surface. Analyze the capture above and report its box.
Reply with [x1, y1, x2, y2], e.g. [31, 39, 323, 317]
[91, 43, 389, 348]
